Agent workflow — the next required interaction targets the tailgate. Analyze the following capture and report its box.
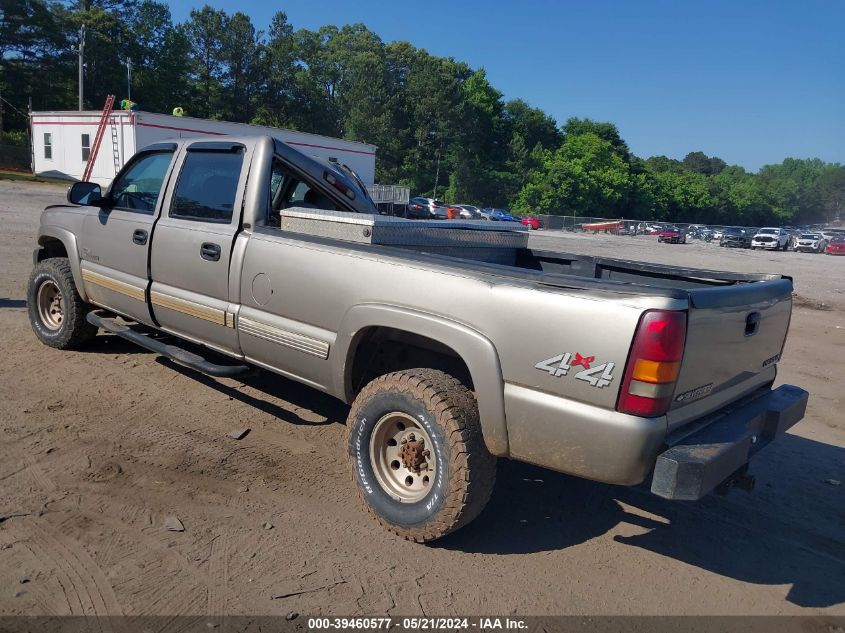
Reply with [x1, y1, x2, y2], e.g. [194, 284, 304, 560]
[667, 279, 793, 430]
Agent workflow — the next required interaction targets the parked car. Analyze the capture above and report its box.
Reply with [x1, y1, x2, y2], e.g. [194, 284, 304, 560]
[826, 235, 845, 255]
[794, 233, 827, 253]
[522, 216, 542, 230]
[688, 227, 714, 242]
[409, 197, 448, 219]
[481, 208, 515, 221]
[719, 228, 751, 248]
[657, 225, 686, 244]
[751, 227, 790, 251]
[454, 204, 483, 220]
[406, 197, 430, 219]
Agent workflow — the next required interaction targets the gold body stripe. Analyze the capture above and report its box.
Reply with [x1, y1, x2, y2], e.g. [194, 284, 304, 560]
[82, 270, 236, 329]
[239, 316, 329, 359]
[82, 269, 146, 302]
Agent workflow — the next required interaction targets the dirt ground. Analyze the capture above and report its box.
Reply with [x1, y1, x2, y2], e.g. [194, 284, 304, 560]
[0, 180, 843, 618]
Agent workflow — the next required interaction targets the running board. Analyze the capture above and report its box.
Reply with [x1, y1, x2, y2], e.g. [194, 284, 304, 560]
[86, 311, 251, 377]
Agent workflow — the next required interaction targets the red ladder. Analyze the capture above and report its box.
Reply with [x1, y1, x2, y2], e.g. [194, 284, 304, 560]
[82, 94, 116, 182]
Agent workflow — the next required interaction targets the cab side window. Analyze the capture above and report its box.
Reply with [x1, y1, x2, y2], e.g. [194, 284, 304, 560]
[170, 150, 245, 224]
[110, 151, 174, 213]
[266, 158, 339, 227]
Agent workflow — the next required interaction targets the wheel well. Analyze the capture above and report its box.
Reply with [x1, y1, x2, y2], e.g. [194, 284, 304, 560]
[348, 327, 473, 398]
[37, 238, 69, 261]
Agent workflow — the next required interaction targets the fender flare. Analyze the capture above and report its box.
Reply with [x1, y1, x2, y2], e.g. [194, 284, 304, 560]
[36, 226, 88, 302]
[333, 303, 509, 457]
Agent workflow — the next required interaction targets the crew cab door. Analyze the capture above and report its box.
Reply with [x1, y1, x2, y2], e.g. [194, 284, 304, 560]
[78, 145, 177, 326]
[149, 141, 248, 355]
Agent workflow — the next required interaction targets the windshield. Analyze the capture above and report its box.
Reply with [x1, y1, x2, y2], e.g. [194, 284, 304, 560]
[800, 233, 821, 239]
[758, 228, 777, 235]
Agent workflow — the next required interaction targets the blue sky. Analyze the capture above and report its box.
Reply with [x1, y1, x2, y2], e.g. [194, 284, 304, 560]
[166, 0, 844, 172]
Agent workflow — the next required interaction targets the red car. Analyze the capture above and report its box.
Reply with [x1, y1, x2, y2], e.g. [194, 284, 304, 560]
[657, 225, 687, 244]
[826, 236, 845, 255]
[521, 216, 541, 230]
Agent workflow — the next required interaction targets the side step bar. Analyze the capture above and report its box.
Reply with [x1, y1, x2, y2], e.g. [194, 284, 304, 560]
[86, 311, 251, 378]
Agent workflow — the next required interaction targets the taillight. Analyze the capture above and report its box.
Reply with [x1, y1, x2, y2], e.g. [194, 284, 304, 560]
[616, 310, 687, 417]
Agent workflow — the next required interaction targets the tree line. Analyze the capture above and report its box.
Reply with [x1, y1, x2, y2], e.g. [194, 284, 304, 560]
[2, 0, 843, 225]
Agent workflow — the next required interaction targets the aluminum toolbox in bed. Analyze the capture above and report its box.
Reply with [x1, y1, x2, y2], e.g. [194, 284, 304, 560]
[280, 207, 528, 264]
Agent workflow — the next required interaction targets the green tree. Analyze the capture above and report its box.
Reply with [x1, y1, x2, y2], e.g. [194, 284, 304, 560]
[813, 166, 845, 222]
[514, 132, 632, 216]
[184, 5, 227, 117]
[562, 117, 630, 162]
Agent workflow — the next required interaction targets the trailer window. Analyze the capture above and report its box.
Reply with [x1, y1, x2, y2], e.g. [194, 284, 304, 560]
[81, 134, 91, 162]
[44, 134, 52, 159]
[170, 150, 244, 224]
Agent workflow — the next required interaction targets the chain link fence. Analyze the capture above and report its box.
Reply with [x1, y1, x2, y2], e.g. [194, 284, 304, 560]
[0, 144, 31, 172]
[534, 214, 762, 234]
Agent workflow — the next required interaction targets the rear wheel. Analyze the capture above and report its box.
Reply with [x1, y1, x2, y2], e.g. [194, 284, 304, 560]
[346, 369, 496, 542]
[27, 258, 96, 349]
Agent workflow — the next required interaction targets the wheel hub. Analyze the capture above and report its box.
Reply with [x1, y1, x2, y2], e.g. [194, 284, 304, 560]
[36, 280, 64, 331]
[398, 434, 431, 473]
[369, 412, 437, 503]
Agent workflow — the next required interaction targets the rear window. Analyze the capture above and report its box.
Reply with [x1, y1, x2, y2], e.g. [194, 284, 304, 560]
[170, 150, 244, 223]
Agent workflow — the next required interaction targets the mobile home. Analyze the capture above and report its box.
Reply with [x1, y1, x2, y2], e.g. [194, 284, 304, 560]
[30, 110, 377, 187]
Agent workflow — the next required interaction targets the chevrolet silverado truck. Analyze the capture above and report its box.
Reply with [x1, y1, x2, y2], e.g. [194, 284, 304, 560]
[27, 135, 808, 542]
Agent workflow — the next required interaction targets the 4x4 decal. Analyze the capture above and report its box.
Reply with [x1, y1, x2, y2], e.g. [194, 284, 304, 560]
[535, 353, 615, 388]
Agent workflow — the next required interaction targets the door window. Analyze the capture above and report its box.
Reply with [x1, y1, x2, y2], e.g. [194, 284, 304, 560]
[170, 150, 244, 224]
[110, 151, 174, 213]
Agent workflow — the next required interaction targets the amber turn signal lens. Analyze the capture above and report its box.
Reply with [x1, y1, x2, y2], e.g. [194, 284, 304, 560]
[631, 359, 680, 384]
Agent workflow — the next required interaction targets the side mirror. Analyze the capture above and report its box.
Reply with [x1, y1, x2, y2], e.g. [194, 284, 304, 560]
[67, 181, 105, 207]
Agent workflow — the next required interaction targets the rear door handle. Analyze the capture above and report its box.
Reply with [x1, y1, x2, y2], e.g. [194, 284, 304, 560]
[132, 229, 148, 245]
[200, 242, 221, 261]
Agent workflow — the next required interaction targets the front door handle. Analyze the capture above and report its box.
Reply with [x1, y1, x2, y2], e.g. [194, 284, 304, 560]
[132, 229, 148, 245]
[200, 242, 221, 261]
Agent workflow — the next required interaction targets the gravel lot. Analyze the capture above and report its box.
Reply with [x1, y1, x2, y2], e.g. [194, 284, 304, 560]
[0, 180, 843, 618]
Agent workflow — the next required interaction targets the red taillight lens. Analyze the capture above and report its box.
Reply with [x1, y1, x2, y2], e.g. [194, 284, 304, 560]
[617, 310, 687, 417]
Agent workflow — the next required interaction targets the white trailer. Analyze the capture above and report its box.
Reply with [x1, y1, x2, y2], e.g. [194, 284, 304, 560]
[30, 110, 377, 187]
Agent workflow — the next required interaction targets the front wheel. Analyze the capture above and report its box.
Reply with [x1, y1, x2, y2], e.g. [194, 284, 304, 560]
[27, 258, 97, 349]
[347, 369, 496, 542]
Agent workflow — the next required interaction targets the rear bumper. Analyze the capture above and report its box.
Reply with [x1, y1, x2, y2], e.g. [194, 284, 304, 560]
[651, 384, 808, 500]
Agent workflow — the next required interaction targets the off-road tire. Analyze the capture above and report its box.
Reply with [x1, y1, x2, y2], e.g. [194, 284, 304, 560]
[27, 257, 97, 349]
[346, 369, 496, 542]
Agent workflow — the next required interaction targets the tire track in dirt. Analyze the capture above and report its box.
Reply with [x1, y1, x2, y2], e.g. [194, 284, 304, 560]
[22, 518, 124, 619]
[207, 533, 229, 619]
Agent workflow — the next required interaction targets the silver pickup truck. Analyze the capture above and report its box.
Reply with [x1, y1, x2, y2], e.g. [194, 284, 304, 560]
[27, 135, 808, 542]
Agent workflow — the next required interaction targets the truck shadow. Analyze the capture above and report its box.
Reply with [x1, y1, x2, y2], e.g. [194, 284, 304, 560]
[439, 434, 845, 609]
[156, 357, 348, 426]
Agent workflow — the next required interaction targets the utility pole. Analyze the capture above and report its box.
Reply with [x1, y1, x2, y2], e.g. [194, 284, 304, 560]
[77, 24, 86, 111]
[432, 142, 442, 199]
[125, 58, 133, 101]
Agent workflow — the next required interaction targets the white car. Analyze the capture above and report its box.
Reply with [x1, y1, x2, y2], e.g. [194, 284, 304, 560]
[794, 233, 827, 253]
[751, 227, 790, 251]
